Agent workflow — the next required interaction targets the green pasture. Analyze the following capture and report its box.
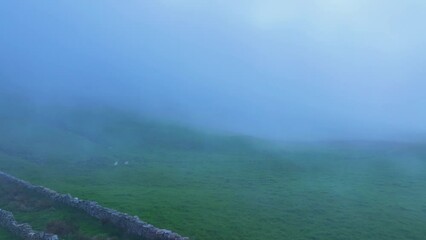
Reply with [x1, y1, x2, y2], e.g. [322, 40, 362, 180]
[0, 107, 425, 239]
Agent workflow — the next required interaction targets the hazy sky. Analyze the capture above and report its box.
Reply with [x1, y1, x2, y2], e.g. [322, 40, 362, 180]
[1, 1, 425, 140]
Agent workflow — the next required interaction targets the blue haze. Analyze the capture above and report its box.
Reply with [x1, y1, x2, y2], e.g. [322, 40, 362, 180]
[1, 0, 425, 141]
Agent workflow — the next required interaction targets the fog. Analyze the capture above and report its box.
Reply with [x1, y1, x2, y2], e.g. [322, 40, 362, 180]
[1, 0, 426, 141]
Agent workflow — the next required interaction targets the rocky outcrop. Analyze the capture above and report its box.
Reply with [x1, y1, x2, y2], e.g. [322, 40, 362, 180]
[0, 171, 189, 240]
[0, 208, 58, 240]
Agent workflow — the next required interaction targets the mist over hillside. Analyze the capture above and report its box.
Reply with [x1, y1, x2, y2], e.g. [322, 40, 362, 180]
[1, 95, 425, 240]
[2, 1, 426, 141]
[1, 1, 426, 240]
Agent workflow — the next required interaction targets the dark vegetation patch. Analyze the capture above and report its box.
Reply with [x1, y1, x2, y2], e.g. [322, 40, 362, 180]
[45, 220, 121, 240]
[0, 178, 53, 212]
[46, 220, 79, 236]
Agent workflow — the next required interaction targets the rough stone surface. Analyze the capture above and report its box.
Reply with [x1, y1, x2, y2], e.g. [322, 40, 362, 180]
[0, 171, 189, 240]
[0, 208, 59, 240]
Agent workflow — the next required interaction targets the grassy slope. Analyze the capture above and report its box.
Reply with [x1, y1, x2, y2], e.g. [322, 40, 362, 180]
[0, 104, 425, 240]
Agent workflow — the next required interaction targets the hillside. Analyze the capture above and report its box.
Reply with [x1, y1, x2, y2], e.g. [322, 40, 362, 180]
[0, 102, 426, 240]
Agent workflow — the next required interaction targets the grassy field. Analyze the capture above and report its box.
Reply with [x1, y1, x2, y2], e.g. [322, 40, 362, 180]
[0, 105, 425, 240]
[0, 176, 139, 240]
[0, 229, 19, 240]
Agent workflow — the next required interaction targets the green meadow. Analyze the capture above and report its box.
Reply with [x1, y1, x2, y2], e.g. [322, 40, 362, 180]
[0, 229, 19, 240]
[0, 106, 425, 240]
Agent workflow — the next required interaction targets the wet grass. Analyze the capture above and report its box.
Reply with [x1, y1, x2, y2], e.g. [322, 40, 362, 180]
[0, 176, 138, 240]
[0, 229, 20, 240]
[0, 108, 425, 240]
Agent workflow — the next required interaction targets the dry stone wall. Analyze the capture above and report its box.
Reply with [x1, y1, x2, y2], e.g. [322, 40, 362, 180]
[0, 208, 58, 240]
[0, 171, 189, 240]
